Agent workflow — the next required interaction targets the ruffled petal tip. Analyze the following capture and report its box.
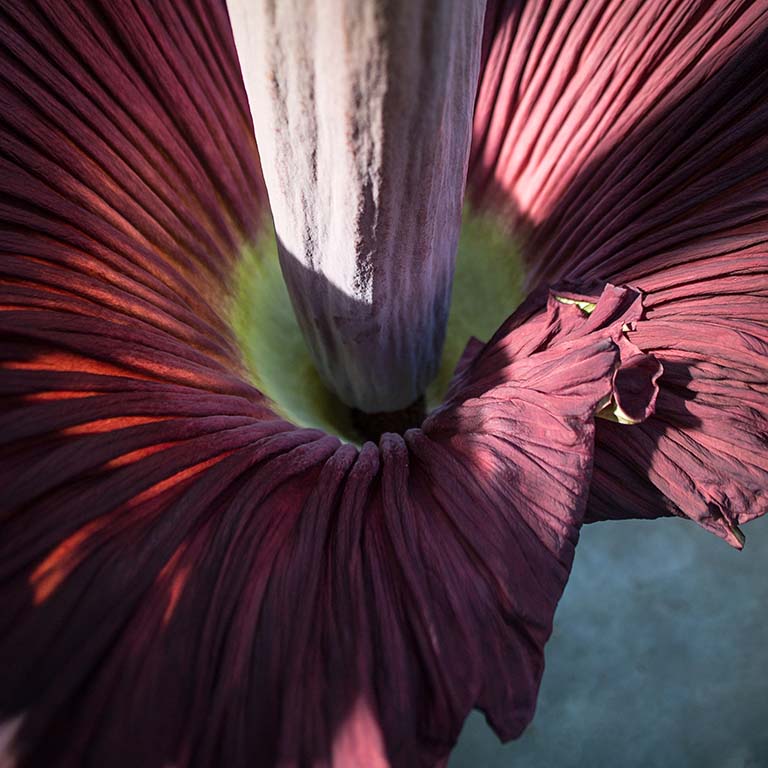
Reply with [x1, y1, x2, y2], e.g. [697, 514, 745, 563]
[551, 284, 663, 425]
[589, 310, 767, 548]
[450, 281, 661, 426]
[542, 285, 759, 550]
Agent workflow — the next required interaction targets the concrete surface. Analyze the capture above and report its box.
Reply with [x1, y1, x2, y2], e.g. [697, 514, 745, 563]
[450, 516, 768, 768]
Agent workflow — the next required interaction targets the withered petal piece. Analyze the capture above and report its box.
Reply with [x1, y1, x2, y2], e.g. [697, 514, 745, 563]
[472, 0, 768, 543]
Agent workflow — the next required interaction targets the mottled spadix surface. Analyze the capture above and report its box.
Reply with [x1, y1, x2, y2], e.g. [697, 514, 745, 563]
[450, 516, 768, 767]
[230, 211, 524, 442]
[228, 0, 487, 412]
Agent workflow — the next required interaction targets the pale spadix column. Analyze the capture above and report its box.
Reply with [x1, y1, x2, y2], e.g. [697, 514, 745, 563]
[228, 0, 487, 414]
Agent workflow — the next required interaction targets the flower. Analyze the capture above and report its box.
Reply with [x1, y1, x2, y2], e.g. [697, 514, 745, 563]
[0, 2, 766, 768]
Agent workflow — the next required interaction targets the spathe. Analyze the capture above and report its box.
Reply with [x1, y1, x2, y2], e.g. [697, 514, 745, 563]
[1, 1, 766, 766]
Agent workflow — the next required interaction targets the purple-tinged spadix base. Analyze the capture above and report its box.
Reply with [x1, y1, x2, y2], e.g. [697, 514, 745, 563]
[228, 0, 488, 413]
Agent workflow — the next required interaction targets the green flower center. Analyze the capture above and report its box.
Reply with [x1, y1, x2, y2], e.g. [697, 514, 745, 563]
[230, 207, 525, 443]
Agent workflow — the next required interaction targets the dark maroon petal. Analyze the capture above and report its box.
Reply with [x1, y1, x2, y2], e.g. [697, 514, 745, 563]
[472, 1, 768, 543]
[0, 268, 623, 766]
[1, 209, 632, 768]
[0, 1, 726, 766]
[0, 2, 624, 763]
[411, 284, 655, 743]
[0, 0, 265, 311]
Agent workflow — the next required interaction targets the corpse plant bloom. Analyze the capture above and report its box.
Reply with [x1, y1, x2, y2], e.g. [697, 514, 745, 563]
[0, 0, 766, 766]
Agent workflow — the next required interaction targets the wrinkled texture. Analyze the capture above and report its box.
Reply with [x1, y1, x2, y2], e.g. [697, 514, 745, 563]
[471, 0, 768, 543]
[1, 0, 767, 765]
[0, 2, 656, 767]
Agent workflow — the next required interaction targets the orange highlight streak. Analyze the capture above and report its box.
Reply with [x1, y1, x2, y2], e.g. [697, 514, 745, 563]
[163, 566, 191, 626]
[30, 517, 110, 605]
[5, 351, 134, 377]
[29, 453, 232, 605]
[25, 391, 100, 401]
[157, 546, 192, 626]
[63, 416, 169, 436]
[104, 441, 176, 469]
[128, 454, 232, 508]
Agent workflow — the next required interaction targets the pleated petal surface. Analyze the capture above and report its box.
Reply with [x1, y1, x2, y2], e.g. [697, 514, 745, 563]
[0, 2, 654, 764]
[471, 0, 768, 542]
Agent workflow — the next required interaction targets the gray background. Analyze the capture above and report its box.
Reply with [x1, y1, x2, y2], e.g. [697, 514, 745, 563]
[450, 516, 768, 768]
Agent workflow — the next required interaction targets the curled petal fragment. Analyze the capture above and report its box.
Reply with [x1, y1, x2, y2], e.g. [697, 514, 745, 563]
[552, 285, 663, 425]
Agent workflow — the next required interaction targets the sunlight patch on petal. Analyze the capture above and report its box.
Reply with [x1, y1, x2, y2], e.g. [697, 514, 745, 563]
[330, 698, 390, 768]
[0, 716, 23, 768]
